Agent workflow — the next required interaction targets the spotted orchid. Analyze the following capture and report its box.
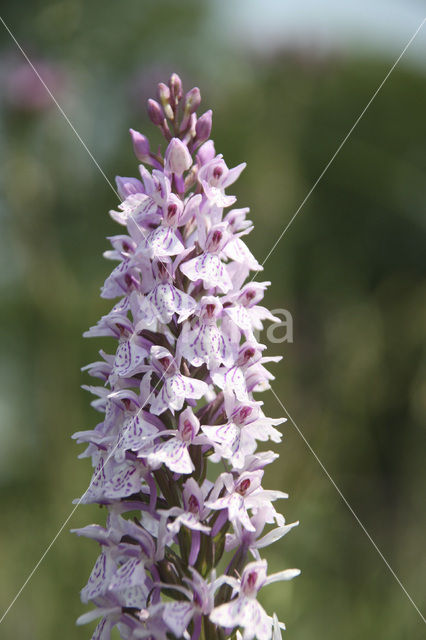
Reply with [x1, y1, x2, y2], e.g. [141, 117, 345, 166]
[74, 73, 298, 640]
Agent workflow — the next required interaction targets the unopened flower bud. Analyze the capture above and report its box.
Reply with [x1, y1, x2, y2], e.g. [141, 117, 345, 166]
[157, 82, 173, 120]
[157, 82, 170, 105]
[169, 73, 183, 101]
[147, 99, 164, 126]
[196, 139, 215, 167]
[184, 87, 201, 114]
[195, 109, 212, 143]
[165, 138, 192, 176]
[129, 128, 150, 162]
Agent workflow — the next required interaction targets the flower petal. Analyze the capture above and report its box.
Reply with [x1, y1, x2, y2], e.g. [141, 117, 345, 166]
[149, 438, 194, 474]
[163, 601, 194, 637]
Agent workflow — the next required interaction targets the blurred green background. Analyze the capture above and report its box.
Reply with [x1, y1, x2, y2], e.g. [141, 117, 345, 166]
[0, 1, 425, 639]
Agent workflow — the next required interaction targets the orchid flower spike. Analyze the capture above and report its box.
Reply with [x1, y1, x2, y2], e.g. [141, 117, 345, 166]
[74, 72, 299, 640]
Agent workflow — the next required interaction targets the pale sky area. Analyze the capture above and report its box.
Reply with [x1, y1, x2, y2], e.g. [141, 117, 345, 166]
[211, 0, 426, 66]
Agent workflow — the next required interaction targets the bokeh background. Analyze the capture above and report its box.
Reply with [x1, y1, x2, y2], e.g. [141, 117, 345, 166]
[0, 1, 425, 639]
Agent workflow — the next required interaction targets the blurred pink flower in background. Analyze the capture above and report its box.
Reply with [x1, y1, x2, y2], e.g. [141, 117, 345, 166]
[4, 56, 67, 113]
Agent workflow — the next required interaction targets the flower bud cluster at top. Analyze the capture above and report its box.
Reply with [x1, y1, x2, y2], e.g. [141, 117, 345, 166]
[73, 72, 299, 640]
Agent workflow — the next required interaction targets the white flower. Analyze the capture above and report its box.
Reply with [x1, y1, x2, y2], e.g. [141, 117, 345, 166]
[210, 560, 299, 640]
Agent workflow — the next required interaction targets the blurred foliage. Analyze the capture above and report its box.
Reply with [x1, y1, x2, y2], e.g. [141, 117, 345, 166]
[0, 3, 425, 639]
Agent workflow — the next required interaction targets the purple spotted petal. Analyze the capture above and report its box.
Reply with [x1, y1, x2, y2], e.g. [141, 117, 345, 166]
[81, 552, 114, 603]
[162, 601, 194, 637]
[147, 283, 195, 324]
[113, 340, 148, 377]
[180, 253, 232, 293]
[109, 558, 146, 593]
[148, 438, 194, 474]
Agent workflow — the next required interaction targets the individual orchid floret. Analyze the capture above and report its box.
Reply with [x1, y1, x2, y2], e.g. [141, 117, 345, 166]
[139, 407, 204, 474]
[160, 568, 223, 638]
[223, 288, 280, 343]
[162, 477, 211, 537]
[136, 259, 196, 326]
[210, 560, 300, 640]
[142, 346, 208, 415]
[202, 393, 283, 469]
[198, 154, 246, 208]
[206, 470, 287, 532]
[225, 511, 299, 560]
[180, 223, 233, 293]
[211, 342, 269, 401]
[136, 211, 185, 260]
[178, 295, 235, 369]
[160, 477, 212, 567]
[74, 73, 298, 640]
